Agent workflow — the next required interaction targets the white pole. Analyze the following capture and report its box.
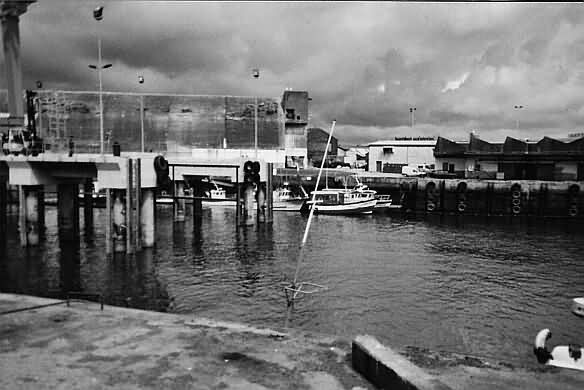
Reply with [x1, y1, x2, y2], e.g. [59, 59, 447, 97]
[98, 37, 104, 155]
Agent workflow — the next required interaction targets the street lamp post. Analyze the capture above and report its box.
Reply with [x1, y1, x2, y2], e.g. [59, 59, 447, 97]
[252, 68, 259, 159]
[92, 6, 107, 155]
[514, 105, 524, 130]
[138, 75, 145, 153]
[409, 107, 416, 127]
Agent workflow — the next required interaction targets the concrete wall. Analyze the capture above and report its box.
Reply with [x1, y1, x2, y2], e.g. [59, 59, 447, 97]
[13, 90, 285, 153]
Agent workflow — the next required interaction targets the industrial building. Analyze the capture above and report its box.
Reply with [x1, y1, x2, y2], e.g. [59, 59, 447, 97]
[368, 137, 436, 173]
[434, 133, 584, 181]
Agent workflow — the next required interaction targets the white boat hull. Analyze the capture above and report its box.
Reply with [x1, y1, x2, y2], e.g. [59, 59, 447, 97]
[309, 199, 377, 215]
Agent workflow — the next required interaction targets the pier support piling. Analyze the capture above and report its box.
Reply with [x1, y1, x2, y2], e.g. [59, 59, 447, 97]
[140, 189, 155, 248]
[105, 188, 112, 254]
[0, 179, 6, 237]
[57, 183, 79, 245]
[266, 163, 273, 223]
[192, 179, 203, 219]
[135, 159, 141, 250]
[112, 190, 126, 253]
[83, 178, 93, 230]
[256, 183, 266, 223]
[126, 159, 134, 254]
[174, 181, 185, 222]
[243, 184, 255, 226]
[24, 186, 42, 246]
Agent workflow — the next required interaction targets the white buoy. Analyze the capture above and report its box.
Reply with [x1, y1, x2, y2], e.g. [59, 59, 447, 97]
[572, 297, 584, 317]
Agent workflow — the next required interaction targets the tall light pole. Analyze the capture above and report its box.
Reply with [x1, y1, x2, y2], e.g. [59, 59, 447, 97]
[514, 105, 524, 130]
[409, 107, 416, 127]
[92, 6, 107, 155]
[252, 68, 259, 159]
[138, 75, 145, 153]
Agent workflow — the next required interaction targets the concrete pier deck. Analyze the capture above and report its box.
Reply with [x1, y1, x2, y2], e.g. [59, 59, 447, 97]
[1, 293, 583, 389]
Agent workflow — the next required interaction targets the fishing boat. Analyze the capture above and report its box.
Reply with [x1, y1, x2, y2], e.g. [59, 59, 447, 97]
[203, 182, 236, 205]
[301, 184, 377, 215]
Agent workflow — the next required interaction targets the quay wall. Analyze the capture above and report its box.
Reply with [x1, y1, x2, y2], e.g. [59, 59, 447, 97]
[275, 169, 584, 217]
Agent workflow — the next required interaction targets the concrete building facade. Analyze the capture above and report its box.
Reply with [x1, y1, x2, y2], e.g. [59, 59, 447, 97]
[281, 90, 309, 168]
[368, 137, 436, 173]
[307, 127, 338, 166]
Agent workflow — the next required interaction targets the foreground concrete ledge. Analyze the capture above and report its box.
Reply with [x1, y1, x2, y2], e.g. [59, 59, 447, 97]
[0, 293, 372, 390]
[353, 335, 451, 390]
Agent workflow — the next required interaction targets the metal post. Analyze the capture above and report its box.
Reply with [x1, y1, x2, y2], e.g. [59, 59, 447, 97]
[135, 158, 141, 250]
[98, 37, 104, 155]
[105, 188, 112, 254]
[126, 158, 133, 254]
[140, 95, 145, 153]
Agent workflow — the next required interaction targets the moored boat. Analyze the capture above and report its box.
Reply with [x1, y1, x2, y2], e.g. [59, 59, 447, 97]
[300, 184, 377, 215]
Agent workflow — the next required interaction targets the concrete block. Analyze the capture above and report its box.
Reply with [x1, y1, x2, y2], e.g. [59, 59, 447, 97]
[352, 335, 451, 390]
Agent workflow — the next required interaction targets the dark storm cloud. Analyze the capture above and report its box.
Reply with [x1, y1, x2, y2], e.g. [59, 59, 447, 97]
[3, 1, 584, 144]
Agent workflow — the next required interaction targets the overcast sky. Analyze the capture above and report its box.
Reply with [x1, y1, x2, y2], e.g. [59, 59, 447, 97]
[4, 1, 584, 145]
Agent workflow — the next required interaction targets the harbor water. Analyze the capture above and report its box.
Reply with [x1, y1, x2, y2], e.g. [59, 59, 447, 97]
[1, 203, 583, 367]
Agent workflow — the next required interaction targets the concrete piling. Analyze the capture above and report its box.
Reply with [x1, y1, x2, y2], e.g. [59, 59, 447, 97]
[112, 190, 125, 253]
[105, 188, 112, 254]
[24, 186, 41, 246]
[174, 181, 185, 222]
[0, 179, 6, 237]
[140, 189, 155, 248]
[256, 184, 266, 223]
[135, 159, 141, 250]
[266, 163, 273, 223]
[57, 183, 79, 244]
[192, 179, 203, 219]
[243, 184, 255, 226]
[83, 178, 93, 230]
[126, 159, 134, 254]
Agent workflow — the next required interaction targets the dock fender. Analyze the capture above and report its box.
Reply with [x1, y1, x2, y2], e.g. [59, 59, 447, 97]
[534, 328, 553, 364]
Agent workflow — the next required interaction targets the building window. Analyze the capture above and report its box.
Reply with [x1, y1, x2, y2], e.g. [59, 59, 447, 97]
[286, 109, 295, 119]
[448, 164, 455, 173]
[383, 147, 393, 154]
[376, 161, 382, 172]
[442, 162, 448, 172]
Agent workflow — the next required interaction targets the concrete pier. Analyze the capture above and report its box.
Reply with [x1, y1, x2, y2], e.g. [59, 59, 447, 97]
[140, 189, 155, 248]
[1, 293, 584, 390]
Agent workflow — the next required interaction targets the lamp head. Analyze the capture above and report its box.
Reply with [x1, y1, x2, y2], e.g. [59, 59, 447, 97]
[93, 6, 104, 21]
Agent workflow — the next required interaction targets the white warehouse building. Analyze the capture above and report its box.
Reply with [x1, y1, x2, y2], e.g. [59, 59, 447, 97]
[368, 137, 437, 173]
